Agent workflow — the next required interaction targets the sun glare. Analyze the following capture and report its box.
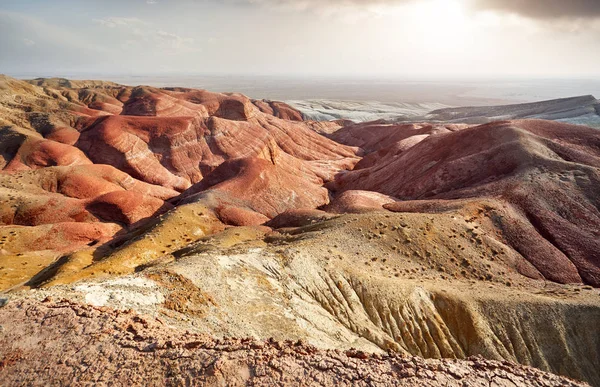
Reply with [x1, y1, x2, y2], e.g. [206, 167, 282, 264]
[407, 0, 470, 52]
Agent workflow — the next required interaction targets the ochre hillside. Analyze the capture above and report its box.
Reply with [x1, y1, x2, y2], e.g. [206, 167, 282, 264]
[0, 76, 599, 386]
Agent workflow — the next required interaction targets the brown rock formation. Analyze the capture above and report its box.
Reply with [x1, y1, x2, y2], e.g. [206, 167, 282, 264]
[0, 75, 359, 265]
[2, 76, 600, 386]
[0, 299, 587, 387]
[252, 99, 304, 121]
[330, 119, 600, 286]
[325, 190, 398, 213]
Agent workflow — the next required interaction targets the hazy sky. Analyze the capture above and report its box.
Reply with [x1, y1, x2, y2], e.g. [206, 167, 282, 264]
[1, 0, 600, 78]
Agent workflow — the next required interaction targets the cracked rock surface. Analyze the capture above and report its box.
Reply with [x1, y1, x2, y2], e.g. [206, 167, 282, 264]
[0, 299, 588, 387]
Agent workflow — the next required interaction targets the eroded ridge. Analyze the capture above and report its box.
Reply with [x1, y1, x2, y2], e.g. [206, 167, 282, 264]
[0, 299, 588, 387]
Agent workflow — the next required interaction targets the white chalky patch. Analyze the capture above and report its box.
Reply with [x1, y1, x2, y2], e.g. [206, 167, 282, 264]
[75, 276, 164, 308]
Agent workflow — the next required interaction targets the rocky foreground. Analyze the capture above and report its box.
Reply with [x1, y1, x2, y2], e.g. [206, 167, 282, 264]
[0, 299, 587, 386]
[0, 75, 599, 386]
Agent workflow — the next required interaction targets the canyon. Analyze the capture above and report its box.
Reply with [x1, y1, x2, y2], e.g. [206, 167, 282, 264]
[0, 75, 599, 386]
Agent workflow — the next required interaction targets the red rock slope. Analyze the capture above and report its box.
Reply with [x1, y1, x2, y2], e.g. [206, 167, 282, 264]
[0, 75, 359, 262]
[330, 119, 600, 286]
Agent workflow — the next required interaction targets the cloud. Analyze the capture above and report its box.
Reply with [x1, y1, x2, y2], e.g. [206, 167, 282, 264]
[93, 17, 144, 28]
[227, 0, 416, 11]
[0, 11, 109, 73]
[156, 30, 197, 51]
[218, 0, 417, 21]
[231, 0, 600, 21]
[471, 0, 600, 20]
[94, 16, 198, 54]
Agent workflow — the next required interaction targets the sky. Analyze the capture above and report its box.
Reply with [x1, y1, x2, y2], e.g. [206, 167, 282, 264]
[1, 0, 600, 78]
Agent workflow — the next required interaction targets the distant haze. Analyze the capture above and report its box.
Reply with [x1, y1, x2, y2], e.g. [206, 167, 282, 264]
[1, 0, 600, 79]
[6, 73, 600, 106]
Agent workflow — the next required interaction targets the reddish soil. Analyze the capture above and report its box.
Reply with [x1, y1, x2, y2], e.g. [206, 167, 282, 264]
[0, 299, 587, 387]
